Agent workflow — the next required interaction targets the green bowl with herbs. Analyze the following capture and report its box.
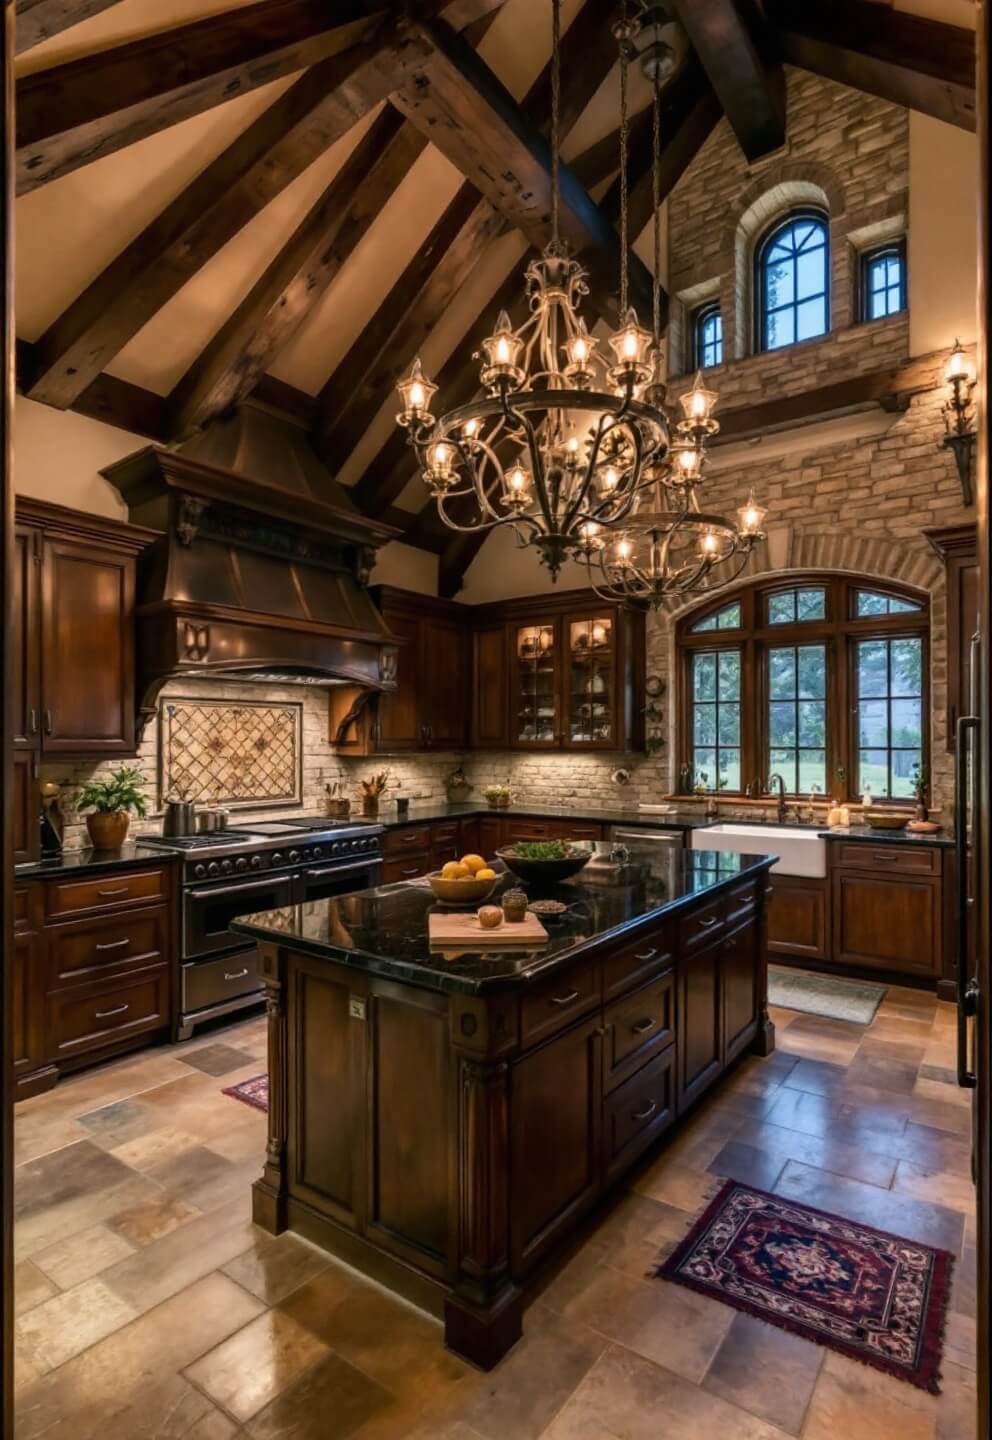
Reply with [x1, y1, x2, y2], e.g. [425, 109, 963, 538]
[495, 840, 593, 885]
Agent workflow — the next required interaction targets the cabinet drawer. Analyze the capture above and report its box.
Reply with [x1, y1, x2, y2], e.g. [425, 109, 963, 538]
[519, 958, 600, 1050]
[382, 854, 430, 884]
[833, 842, 939, 875]
[503, 820, 553, 844]
[14, 883, 37, 934]
[603, 970, 674, 1093]
[722, 881, 758, 928]
[383, 826, 432, 856]
[553, 821, 602, 842]
[49, 906, 168, 988]
[603, 1049, 675, 1182]
[430, 821, 461, 848]
[679, 897, 724, 952]
[49, 964, 169, 1059]
[182, 950, 262, 1013]
[603, 923, 674, 1000]
[45, 866, 169, 921]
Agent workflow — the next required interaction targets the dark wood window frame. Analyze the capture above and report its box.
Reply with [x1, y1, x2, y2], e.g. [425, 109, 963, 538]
[691, 301, 723, 370]
[754, 207, 831, 354]
[677, 574, 930, 803]
[860, 237, 907, 322]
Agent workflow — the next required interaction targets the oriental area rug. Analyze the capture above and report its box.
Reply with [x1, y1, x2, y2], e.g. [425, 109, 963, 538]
[223, 1073, 269, 1112]
[656, 1180, 953, 1393]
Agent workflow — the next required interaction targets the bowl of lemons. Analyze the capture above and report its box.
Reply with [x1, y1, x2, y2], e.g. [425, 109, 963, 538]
[428, 853, 500, 904]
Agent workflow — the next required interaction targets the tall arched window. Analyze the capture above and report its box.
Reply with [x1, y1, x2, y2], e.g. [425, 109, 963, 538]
[756, 210, 830, 353]
[678, 576, 928, 802]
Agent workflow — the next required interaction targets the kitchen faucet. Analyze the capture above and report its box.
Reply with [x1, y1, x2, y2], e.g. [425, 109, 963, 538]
[767, 773, 786, 823]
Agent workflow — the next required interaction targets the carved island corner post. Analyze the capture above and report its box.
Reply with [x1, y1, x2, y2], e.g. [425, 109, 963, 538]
[253, 941, 288, 1234]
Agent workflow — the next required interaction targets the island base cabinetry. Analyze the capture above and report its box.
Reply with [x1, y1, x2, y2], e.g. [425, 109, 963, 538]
[252, 877, 772, 1370]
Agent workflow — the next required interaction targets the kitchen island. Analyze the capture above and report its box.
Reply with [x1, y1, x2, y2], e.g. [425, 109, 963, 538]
[232, 844, 776, 1369]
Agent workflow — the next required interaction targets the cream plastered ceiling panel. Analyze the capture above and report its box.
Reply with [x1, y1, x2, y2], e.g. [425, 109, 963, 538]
[105, 105, 382, 396]
[895, 0, 975, 27]
[16, 0, 265, 74]
[15, 75, 295, 341]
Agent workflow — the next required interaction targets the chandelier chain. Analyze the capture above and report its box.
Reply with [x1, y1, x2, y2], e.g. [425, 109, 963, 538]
[652, 68, 661, 346]
[550, 0, 561, 250]
[618, 0, 630, 315]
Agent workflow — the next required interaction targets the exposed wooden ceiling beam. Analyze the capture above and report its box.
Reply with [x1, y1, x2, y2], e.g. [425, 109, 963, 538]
[389, 16, 655, 324]
[767, 0, 976, 132]
[15, 0, 125, 54]
[168, 106, 425, 439]
[24, 49, 403, 409]
[669, 0, 784, 161]
[317, 0, 618, 469]
[16, 338, 169, 441]
[15, 0, 397, 194]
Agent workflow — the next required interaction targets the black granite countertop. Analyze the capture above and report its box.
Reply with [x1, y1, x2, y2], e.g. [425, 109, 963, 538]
[374, 801, 715, 831]
[15, 841, 180, 880]
[231, 844, 775, 995]
[818, 825, 953, 848]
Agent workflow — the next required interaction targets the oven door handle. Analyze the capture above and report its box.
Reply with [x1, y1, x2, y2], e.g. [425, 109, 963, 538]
[186, 874, 294, 902]
[305, 859, 381, 881]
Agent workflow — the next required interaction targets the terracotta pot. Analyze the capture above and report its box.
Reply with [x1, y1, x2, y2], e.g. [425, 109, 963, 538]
[86, 810, 130, 850]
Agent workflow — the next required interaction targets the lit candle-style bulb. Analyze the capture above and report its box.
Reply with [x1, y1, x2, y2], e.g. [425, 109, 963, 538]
[697, 529, 720, 557]
[462, 417, 480, 441]
[603, 465, 619, 491]
[737, 489, 767, 538]
[616, 537, 635, 565]
[679, 371, 719, 425]
[396, 358, 437, 423]
[945, 339, 974, 383]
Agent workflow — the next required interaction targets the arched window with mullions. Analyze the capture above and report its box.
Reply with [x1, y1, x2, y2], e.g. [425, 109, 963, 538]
[756, 210, 830, 353]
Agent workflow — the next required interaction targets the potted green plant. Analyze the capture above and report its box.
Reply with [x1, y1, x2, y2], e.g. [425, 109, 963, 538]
[77, 765, 148, 850]
[911, 761, 929, 822]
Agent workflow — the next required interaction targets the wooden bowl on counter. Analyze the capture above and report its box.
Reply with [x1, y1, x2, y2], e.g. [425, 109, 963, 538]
[495, 845, 594, 885]
[427, 871, 500, 905]
[862, 811, 909, 830]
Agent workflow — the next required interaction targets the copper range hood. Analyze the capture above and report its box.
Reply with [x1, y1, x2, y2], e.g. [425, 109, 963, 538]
[101, 396, 402, 731]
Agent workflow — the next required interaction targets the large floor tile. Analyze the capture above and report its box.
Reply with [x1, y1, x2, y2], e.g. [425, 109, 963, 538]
[221, 1231, 331, 1305]
[32, 1220, 137, 1290]
[774, 1160, 965, 1254]
[703, 1311, 823, 1436]
[802, 1351, 936, 1440]
[16, 1276, 139, 1372]
[245, 1351, 394, 1439]
[184, 1309, 329, 1423]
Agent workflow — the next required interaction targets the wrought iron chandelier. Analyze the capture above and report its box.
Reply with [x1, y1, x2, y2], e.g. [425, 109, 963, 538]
[394, 0, 766, 592]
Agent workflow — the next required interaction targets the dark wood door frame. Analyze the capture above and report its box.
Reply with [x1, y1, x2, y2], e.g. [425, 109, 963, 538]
[2, 2, 15, 1436]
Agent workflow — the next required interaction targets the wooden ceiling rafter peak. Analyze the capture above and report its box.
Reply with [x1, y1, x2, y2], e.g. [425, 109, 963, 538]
[15, 0, 126, 54]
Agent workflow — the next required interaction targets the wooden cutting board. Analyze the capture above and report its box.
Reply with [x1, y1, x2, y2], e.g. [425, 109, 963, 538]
[428, 911, 549, 946]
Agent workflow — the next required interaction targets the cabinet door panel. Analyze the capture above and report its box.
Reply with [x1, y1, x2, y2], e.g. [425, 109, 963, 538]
[41, 538, 135, 754]
[375, 612, 421, 751]
[477, 817, 502, 861]
[423, 618, 467, 749]
[562, 611, 617, 749]
[603, 1049, 675, 1183]
[472, 624, 509, 748]
[767, 877, 827, 961]
[13, 525, 40, 750]
[678, 946, 722, 1109]
[510, 622, 559, 748]
[288, 962, 366, 1230]
[832, 873, 940, 976]
[13, 930, 45, 1078]
[722, 922, 758, 1064]
[510, 1016, 600, 1272]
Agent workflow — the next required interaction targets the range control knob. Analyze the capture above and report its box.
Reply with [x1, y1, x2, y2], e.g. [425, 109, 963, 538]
[250, 855, 263, 870]
[369, 836, 380, 851]
[236, 857, 249, 873]
[193, 863, 207, 879]
[207, 862, 220, 877]
[272, 853, 283, 866]
[288, 849, 301, 864]
[312, 845, 323, 859]
[221, 859, 233, 875]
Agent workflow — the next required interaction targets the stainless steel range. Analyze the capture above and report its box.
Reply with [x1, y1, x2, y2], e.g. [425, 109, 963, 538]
[142, 819, 383, 1038]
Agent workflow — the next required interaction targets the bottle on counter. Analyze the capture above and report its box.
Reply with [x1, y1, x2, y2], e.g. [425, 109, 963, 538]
[861, 784, 873, 810]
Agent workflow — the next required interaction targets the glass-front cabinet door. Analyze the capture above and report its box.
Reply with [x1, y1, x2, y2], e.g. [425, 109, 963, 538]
[511, 622, 558, 747]
[563, 612, 616, 748]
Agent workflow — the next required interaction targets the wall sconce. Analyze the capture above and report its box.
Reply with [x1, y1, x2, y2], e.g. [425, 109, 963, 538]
[941, 339, 977, 506]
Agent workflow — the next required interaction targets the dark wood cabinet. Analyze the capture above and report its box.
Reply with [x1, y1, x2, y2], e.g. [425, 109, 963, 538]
[722, 921, 759, 1064]
[767, 875, 828, 961]
[13, 499, 152, 764]
[925, 524, 978, 749]
[472, 623, 510, 747]
[13, 885, 50, 1097]
[832, 869, 941, 978]
[678, 941, 723, 1107]
[13, 751, 38, 865]
[330, 587, 468, 754]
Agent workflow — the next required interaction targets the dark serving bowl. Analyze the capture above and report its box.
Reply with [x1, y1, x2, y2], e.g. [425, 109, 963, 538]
[494, 845, 593, 885]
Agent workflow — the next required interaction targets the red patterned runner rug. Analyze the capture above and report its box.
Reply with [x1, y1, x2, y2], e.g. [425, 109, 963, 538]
[222, 1073, 269, 1112]
[655, 1179, 954, 1394]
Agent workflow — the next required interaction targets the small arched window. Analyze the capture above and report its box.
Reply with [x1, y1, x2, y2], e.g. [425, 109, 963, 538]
[692, 303, 723, 370]
[756, 210, 830, 353]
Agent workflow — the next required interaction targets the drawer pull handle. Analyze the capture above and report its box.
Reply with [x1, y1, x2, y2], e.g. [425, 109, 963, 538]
[550, 990, 580, 1007]
[96, 887, 129, 898]
[224, 968, 249, 981]
[401, 867, 421, 877]
[698, 916, 718, 928]
[633, 948, 657, 962]
[632, 1100, 657, 1122]
[95, 1003, 129, 1020]
[872, 853, 899, 863]
[95, 938, 130, 952]
[631, 1018, 656, 1035]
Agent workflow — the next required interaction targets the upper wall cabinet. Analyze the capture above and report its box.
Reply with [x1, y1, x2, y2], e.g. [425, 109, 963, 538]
[15, 499, 154, 761]
[472, 591, 645, 753]
[925, 524, 978, 750]
[330, 587, 468, 756]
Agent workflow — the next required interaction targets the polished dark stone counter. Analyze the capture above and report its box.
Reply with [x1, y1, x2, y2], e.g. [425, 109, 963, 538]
[375, 801, 714, 831]
[15, 841, 180, 880]
[819, 826, 953, 848]
[232, 845, 775, 996]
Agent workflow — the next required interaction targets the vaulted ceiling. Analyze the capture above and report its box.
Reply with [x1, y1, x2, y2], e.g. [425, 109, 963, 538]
[12, 0, 977, 595]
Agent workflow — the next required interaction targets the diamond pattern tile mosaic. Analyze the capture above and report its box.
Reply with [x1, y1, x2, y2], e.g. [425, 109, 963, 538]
[160, 698, 301, 806]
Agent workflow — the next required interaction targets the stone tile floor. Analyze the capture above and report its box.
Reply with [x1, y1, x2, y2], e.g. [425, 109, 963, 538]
[12, 986, 976, 1438]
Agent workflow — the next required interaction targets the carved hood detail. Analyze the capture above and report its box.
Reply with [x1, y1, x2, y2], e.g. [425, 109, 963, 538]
[101, 396, 402, 723]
